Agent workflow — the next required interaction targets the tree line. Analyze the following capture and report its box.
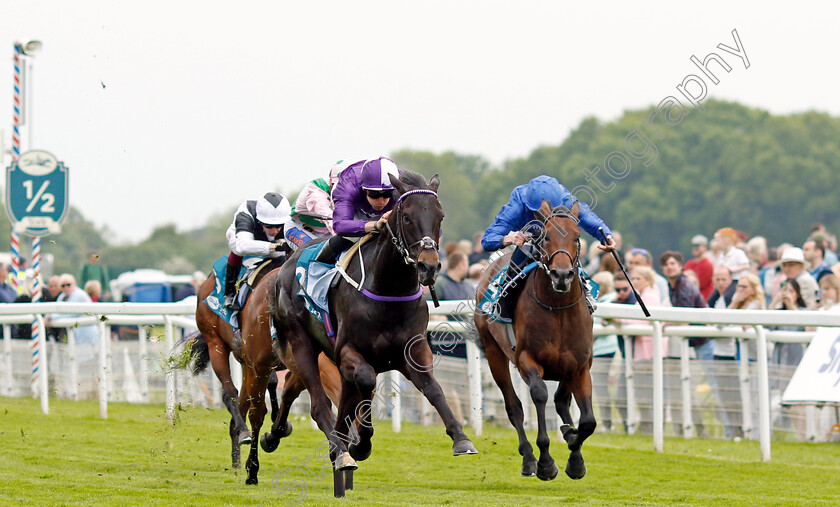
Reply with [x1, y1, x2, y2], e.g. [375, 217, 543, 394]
[2, 99, 836, 278]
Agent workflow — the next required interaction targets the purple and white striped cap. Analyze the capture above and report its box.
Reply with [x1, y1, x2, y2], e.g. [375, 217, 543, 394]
[360, 157, 401, 191]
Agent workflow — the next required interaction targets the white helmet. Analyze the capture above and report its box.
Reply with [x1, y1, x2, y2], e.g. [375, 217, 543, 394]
[255, 192, 291, 226]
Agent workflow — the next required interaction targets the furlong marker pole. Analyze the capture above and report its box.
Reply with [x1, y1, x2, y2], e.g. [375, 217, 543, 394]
[10, 44, 22, 294]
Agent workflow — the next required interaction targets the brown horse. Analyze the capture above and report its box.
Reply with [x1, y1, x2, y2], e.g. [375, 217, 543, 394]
[474, 200, 595, 481]
[183, 260, 341, 470]
[260, 171, 477, 496]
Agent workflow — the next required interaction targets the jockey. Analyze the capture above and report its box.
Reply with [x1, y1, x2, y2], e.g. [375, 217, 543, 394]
[482, 175, 617, 322]
[223, 192, 293, 308]
[314, 157, 401, 265]
[284, 160, 351, 251]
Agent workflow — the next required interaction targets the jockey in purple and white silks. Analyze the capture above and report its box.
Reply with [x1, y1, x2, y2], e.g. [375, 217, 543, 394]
[482, 175, 617, 322]
[315, 157, 402, 265]
[284, 160, 351, 251]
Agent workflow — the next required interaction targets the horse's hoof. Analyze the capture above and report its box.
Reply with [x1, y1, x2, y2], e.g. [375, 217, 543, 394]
[349, 440, 372, 462]
[334, 452, 358, 471]
[565, 452, 587, 480]
[453, 439, 478, 456]
[260, 433, 279, 453]
[537, 461, 559, 481]
[238, 431, 253, 446]
[521, 459, 538, 477]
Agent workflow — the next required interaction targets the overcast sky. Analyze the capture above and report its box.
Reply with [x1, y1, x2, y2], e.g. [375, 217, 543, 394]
[2, 1, 838, 243]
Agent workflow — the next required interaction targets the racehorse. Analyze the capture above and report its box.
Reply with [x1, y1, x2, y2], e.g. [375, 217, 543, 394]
[474, 200, 596, 481]
[179, 260, 341, 470]
[254, 170, 477, 496]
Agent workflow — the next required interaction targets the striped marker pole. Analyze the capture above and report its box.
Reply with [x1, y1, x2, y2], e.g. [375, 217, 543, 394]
[31, 236, 47, 410]
[10, 44, 22, 292]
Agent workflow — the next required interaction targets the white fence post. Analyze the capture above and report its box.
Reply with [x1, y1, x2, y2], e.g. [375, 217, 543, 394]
[652, 321, 664, 452]
[390, 369, 402, 433]
[68, 329, 78, 401]
[754, 325, 771, 462]
[138, 325, 149, 403]
[98, 318, 108, 419]
[624, 336, 636, 434]
[165, 316, 175, 424]
[680, 336, 692, 438]
[466, 339, 483, 437]
[37, 314, 49, 415]
[3, 324, 12, 397]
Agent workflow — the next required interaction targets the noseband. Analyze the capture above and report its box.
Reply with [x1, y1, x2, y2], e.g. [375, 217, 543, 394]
[384, 189, 440, 265]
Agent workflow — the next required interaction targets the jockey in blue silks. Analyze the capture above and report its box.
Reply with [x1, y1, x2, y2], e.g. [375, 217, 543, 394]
[482, 175, 617, 322]
[314, 157, 401, 265]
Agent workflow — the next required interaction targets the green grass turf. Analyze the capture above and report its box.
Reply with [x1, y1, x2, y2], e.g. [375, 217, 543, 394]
[2, 397, 839, 506]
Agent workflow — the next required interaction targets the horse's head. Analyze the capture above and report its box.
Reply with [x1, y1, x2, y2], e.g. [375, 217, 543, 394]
[387, 171, 444, 286]
[537, 199, 581, 293]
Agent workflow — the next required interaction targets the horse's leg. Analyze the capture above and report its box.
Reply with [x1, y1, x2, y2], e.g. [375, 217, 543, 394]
[518, 352, 558, 481]
[555, 366, 596, 479]
[399, 340, 477, 456]
[205, 336, 251, 464]
[482, 330, 537, 476]
[260, 370, 302, 453]
[268, 370, 281, 424]
[336, 345, 376, 462]
[243, 359, 272, 485]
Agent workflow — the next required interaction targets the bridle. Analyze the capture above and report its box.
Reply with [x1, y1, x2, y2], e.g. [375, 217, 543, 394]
[383, 189, 441, 265]
[536, 206, 581, 276]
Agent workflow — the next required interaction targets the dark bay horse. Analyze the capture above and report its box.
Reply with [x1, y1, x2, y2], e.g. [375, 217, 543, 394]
[257, 171, 477, 496]
[181, 260, 341, 469]
[474, 200, 596, 481]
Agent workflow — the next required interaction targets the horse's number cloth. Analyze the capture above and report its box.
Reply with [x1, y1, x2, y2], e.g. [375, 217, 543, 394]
[206, 255, 248, 328]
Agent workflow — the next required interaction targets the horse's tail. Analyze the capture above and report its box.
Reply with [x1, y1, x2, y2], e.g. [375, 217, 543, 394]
[173, 330, 211, 375]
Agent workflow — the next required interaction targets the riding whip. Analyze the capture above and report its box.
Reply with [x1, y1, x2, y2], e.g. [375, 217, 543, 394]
[599, 227, 650, 317]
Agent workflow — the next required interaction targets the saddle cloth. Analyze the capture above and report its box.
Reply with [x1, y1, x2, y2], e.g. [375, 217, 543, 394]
[478, 263, 599, 322]
[206, 255, 267, 328]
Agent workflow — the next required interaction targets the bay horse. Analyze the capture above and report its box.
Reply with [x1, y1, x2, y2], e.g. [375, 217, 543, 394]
[474, 200, 595, 481]
[181, 260, 341, 470]
[254, 170, 477, 495]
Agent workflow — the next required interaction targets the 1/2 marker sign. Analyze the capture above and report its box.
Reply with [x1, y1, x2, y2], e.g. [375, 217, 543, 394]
[5, 150, 69, 236]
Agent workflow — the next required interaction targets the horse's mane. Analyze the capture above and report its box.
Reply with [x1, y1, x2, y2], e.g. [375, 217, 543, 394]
[398, 169, 427, 190]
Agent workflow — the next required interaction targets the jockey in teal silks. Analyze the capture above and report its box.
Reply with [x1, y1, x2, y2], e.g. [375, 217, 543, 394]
[482, 175, 617, 323]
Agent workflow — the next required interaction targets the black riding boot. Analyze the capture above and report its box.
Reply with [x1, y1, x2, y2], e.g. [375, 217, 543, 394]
[315, 235, 353, 265]
[495, 245, 532, 323]
[223, 261, 240, 309]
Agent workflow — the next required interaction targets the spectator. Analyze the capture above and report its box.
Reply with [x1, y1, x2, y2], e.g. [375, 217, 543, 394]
[683, 269, 701, 290]
[84, 280, 102, 302]
[48, 274, 98, 346]
[818, 274, 840, 312]
[457, 239, 472, 256]
[802, 239, 833, 283]
[745, 236, 769, 273]
[771, 247, 819, 309]
[809, 226, 839, 266]
[684, 234, 714, 299]
[0, 264, 17, 303]
[40, 275, 65, 341]
[712, 228, 750, 280]
[79, 251, 112, 301]
[625, 248, 670, 306]
[623, 265, 664, 435]
[591, 271, 619, 432]
[468, 232, 490, 265]
[770, 279, 809, 366]
[661, 251, 714, 437]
